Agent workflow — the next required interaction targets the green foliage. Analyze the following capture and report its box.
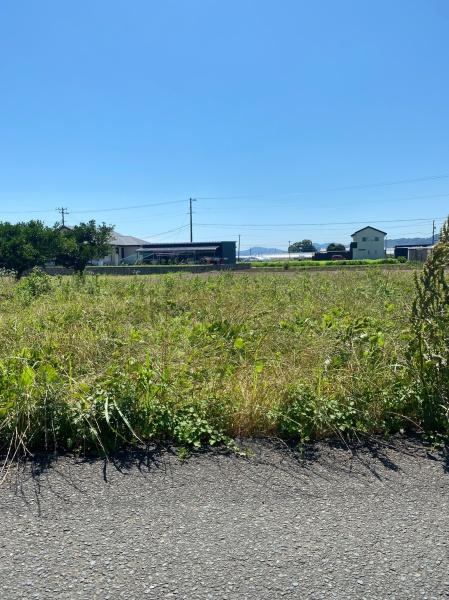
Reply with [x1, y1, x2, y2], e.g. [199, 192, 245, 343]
[0, 220, 59, 277]
[288, 239, 316, 252]
[326, 243, 346, 252]
[252, 258, 402, 268]
[0, 264, 443, 460]
[15, 268, 53, 302]
[54, 220, 113, 273]
[407, 216, 449, 439]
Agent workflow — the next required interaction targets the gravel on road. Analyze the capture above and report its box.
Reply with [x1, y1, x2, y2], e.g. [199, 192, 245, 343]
[0, 439, 448, 600]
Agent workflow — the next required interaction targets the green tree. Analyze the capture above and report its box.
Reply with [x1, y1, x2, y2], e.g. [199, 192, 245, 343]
[0, 221, 59, 278]
[288, 239, 316, 252]
[326, 243, 346, 252]
[54, 221, 113, 273]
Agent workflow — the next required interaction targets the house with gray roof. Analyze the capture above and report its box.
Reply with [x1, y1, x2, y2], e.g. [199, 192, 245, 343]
[101, 231, 150, 265]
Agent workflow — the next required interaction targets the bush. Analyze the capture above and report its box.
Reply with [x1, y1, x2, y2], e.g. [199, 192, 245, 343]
[407, 218, 449, 440]
[15, 268, 53, 301]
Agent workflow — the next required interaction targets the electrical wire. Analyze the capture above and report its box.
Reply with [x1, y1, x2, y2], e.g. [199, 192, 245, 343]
[143, 224, 190, 239]
[195, 217, 445, 228]
[0, 199, 187, 215]
[196, 173, 449, 200]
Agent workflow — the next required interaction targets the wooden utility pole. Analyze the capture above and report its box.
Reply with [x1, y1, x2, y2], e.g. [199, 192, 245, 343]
[56, 207, 69, 226]
[432, 220, 436, 245]
[288, 240, 291, 261]
[238, 234, 241, 261]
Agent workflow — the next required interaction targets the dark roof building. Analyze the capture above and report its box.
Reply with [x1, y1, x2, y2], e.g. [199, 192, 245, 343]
[136, 241, 236, 264]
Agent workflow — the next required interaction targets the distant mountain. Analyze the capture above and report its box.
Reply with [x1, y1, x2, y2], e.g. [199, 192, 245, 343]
[386, 236, 439, 248]
[240, 247, 286, 255]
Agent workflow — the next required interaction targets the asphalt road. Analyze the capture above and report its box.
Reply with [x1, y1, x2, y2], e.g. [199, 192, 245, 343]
[1, 440, 448, 600]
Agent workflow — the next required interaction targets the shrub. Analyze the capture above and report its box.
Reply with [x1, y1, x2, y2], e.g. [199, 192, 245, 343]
[15, 268, 53, 301]
[407, 217, 449, 439]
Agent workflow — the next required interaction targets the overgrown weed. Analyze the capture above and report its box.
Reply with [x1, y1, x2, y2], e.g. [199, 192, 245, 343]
[0, 239, 447, 466]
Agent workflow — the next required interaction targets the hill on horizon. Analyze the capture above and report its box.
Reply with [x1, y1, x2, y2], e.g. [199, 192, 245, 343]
[386, 235, 439, 248]
[240, 247, 286, 255]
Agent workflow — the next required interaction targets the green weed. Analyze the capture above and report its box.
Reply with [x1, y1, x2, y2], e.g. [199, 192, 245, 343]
[0, 253, 446, 464]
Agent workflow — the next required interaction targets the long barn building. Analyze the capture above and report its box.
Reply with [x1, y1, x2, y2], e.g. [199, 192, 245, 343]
[136, 241, 236, 265]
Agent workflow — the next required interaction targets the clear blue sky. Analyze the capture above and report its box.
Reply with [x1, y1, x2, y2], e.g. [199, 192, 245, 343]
[0, 0, 448, 248]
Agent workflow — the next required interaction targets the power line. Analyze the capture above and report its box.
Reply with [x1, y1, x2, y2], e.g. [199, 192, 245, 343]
[206, 220, 445, 235]
[195, 216, 446, 228]
[70, 199, 186, 214]
[196, 173, 449, 200]
[1, 172, 448, 216]
[195, 191, 449, 210]
[143, 224, 190, 239]
[0, 199, 187, 215]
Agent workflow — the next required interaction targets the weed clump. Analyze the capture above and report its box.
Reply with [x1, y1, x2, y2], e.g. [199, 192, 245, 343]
[15, 268, 52, 302]
[407, 217, 449, 441]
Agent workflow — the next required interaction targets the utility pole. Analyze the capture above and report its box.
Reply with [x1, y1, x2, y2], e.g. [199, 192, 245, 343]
[56, 207, 69, 227]
[238, 234, 241, 262]
[288, 240, 291, 261]
[432, 220, 436, 245]
[189, 198, 196, 243]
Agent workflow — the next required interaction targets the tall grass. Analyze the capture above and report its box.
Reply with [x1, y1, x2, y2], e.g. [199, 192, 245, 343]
[0, 267, 421, 461]
[251, 258, 406, 268]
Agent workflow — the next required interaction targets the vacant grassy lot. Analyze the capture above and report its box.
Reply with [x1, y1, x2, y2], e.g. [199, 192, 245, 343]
[251, 257, 409, 268]
[1, 268, 427, 458]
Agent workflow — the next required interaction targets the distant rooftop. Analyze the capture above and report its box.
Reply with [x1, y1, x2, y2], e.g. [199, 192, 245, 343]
[110, 231, 149, 246]
[351, 226, 387, 237]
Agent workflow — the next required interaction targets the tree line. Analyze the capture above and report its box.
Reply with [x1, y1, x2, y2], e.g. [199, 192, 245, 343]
[0, 220, 113, 277]
[287, 239, 346, 253]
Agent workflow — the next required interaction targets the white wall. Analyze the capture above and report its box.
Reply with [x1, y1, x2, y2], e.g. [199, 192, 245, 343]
[103, 246, 141, 265]
[352, 228, 385, 259]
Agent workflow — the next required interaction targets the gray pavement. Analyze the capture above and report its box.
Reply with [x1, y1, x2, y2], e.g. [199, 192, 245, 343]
[0, 439, 448, 599]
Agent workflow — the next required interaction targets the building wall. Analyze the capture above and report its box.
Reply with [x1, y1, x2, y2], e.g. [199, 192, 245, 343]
[219, 241, 237, 263]
[102, 245, 140, 265]
[352, 228, 386, 259]
[42, 264, 251, 275]
[407, 247, 433, 262]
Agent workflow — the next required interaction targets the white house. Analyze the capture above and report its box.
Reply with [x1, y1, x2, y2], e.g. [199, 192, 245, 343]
[101, 231, 150, 265]
[350, 226, 387, 260]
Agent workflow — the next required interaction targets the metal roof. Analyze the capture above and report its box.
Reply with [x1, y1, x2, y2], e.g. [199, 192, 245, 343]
[351, 226, 387, 237]
[137, 245, 219, 253]
[110, 232, 150, 246]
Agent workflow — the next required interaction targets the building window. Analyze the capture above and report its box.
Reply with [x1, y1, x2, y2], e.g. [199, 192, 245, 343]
[362, 237, 367, 241]
[374, 236, 379, 241]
